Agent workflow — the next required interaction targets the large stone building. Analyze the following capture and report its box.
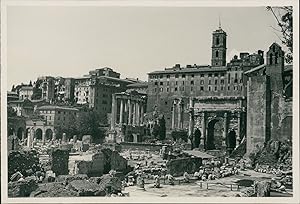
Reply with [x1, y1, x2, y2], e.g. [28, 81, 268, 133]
[245, 43, 293, 154]
[74, 68, 136, 121]
[25, 105, 80, 144]
[147, 26, 264, 152]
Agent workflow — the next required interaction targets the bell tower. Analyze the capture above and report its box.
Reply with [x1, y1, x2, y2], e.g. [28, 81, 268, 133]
[211, 22, 227, 67]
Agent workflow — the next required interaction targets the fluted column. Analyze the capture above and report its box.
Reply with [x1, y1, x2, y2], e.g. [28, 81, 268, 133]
[42, 131, 46, 145]
[128, 99, 132, 125]
[223, 112, 228, 147]
[177, 100, 182, 129]
[200, 112, 206, 148]
[236, 112, 241, 148]
[136, 102, 140, 126]
[132, 101, 136, 126]
[140, 104, 144, 125]
[172, 100, 176, 129]
[111, 94, 117, 130]
[119, 99, 124, 125]
[188, 97, 194, 139]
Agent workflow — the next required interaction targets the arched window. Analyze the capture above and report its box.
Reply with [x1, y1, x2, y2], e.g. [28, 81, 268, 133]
[275, 52, 278, 64]
[216, 37, 220, 45]
[216, 50, 219, 57]
[269, 53, 273, 65]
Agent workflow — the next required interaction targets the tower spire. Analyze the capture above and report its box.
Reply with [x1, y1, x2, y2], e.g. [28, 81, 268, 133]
[219, 15, 221, 29]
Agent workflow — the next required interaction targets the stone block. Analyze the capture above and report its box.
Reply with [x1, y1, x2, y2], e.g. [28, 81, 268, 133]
[82, 143, 90, 152]
[82, 135, 92, 144]
[166, 157, 202, 177]
[68, 180, 106, 196]
[56, 174, 89, 185]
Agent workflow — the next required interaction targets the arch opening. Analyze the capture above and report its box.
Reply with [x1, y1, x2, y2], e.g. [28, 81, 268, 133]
[35, 128, 43, 140]
[17, 127, 24, 140]
[45, 129, 53, 141]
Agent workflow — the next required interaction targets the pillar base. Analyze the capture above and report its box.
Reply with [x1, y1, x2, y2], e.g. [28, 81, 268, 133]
[106, 130, 117, 143]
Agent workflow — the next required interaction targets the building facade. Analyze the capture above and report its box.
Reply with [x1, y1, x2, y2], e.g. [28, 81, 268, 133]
[147, 26, 263, 140]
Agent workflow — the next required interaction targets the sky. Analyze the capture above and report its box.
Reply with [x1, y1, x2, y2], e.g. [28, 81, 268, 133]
[7, 6, 282, 89]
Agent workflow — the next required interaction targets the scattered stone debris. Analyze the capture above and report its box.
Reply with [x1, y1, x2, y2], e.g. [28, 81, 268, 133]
[8, 176, 38, 197]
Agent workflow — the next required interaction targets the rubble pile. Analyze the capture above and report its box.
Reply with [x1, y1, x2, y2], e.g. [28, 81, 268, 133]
[8, 150, 39, 178]
[8, 176, 38, 197]
[249, 140, 292, 170]
[30, 172, 124, 197]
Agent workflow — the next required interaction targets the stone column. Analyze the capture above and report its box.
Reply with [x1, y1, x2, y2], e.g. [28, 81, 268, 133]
[42, 131, 46, 145]
[27, 128, 34, 148]
[119, 99, 124, 125]
[124, 99, 128, 124]
[200, 112, 206, 148]
[188, 98, 194, 145]
[132, 101, 136, 126]
[223, 112, 228, 148]
[140, 104, 144, 125]
[53, 131, 56, 140]
[177, 100, 182, 129]
[236, 112, 241, 148]
[111, 94, 117, 130]
[171, 100, 176, 129]
[128, 99, 132, 125]
[136, 102, 140, 126]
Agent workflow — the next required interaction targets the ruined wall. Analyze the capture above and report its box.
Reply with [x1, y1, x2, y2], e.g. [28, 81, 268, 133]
[246, 71, 268, 154]
[120, 142, 172, 152]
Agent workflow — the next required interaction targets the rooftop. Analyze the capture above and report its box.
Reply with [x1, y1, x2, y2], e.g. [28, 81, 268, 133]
[148, 65, 227, 75]
[37, 105, 79, 111]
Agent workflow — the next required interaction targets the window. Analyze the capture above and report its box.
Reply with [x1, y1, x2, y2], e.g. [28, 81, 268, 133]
[182, 74, 186, 78]
[160, 82, 163, 85]
[191, 81, 194, 85]
[214, 73, 219, 77]
[165, 101, 168, 105]
[221, 86, 224, 91]
[166, 88, 169, 92]
[200, 86, 204, 91]
[167, 75, 170, 78]
[208, 74, 212, 77]
[208, 86, 211, 91]
[175, 87, 178, 91]
[208, 80, 211, 85]
[215, 80, 218, 84]
[221, 79, 224, 84]
[221, 73, 225, 77]
[200, 74, 204, 77]
[216, 51, 219, 57]
[216, 37, 220, 45]
[200, 80, 204, 85]
[154, 82, 158, 85]
[154, 88, 157, 92]
[175, 81, 178, 85]
[215, 86, 217, 91]
[167, 81, 170, 86]
[160, 75, 163, 78]
[191, 74, 194, 78]
[228, 86, 230, 91]
[182, 81, 185, 85]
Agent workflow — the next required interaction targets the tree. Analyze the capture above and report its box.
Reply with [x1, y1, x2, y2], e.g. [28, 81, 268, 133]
[267, 6, 293, 63]
[76, 109, 105, 143]
[152, 121, 160, 139]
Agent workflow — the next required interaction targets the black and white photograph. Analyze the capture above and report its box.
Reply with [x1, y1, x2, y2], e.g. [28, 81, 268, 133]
[1, 0, 299, 203]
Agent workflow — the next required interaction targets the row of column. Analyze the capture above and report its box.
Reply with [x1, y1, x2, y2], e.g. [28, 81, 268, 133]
[111, 95, 145, 130]
[171, 99, 184, 130]
[26, 128, 56, 148]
